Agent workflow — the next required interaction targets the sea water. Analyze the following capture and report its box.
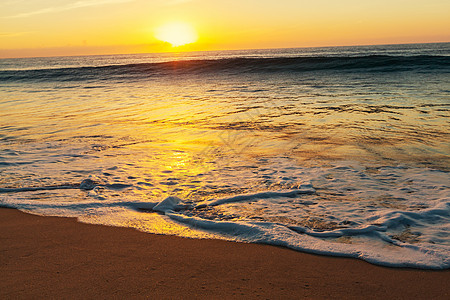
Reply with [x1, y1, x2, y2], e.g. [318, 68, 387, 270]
[1, 43, 449, 268]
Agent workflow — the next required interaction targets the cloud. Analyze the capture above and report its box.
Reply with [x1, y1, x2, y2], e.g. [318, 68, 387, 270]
[0, 31, 29, 37]
[2, 0, 134, 19]
[0, 0, 26, 7]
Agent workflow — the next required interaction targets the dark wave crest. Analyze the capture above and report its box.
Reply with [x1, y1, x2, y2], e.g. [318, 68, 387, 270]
[1, 55, 449, 82]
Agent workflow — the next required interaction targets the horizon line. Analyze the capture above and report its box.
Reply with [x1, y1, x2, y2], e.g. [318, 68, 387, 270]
[1, 40, 449, 60]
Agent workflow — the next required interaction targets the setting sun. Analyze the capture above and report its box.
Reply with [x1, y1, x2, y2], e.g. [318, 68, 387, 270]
[155, 22, 198, 47]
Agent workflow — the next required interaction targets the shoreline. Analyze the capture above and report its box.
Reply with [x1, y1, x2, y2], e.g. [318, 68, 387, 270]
[1, 207, 449, 299]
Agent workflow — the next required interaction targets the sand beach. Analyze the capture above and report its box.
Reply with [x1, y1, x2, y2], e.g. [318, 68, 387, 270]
[1, 208, 449, 299]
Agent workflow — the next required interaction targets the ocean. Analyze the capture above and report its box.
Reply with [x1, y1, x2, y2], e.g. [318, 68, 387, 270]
[1, 43, 449, 269]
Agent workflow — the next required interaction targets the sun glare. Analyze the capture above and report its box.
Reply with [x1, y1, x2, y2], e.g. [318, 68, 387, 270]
[155, 22, 198, 47]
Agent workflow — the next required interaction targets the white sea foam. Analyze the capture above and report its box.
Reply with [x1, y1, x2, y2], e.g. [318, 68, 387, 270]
[1, 162, 449, 269]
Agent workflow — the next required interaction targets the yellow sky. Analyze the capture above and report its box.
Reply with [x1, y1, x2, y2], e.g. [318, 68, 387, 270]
[1, 0, 449, 58]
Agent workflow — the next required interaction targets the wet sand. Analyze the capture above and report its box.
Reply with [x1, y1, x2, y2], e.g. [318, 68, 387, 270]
[1, 208, 449, 299]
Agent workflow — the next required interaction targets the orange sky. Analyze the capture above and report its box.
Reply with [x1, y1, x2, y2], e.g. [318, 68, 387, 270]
[1, 0, 449, 58]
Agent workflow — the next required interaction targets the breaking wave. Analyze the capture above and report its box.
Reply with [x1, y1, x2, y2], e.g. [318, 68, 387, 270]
[1, 55, 449, 82]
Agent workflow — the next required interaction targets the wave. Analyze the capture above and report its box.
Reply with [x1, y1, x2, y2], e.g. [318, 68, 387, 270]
[1, 165, 449, 269]
[2, 184, 448, 269]
[138, 191, 450, 269]
[1, 55, 449, 82]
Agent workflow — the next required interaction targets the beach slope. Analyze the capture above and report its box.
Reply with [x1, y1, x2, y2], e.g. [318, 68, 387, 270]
[1, 208, 449, 299]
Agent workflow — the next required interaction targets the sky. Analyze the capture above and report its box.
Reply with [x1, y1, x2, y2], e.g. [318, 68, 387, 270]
[1, 0, 449, 58]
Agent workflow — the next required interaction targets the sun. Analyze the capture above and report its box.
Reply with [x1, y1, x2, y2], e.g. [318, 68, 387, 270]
[155, 22, 198, 47]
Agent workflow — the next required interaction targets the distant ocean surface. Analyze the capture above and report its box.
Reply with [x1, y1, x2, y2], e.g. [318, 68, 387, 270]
[1, 43, 449, 269]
